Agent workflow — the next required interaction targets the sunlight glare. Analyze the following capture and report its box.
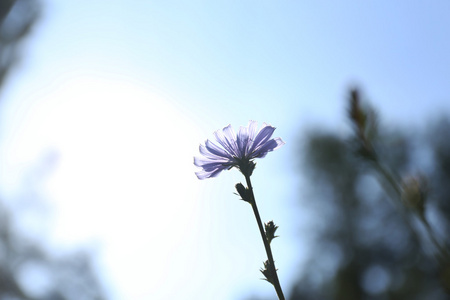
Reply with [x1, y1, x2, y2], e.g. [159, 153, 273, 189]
[17, 76, 203, 298]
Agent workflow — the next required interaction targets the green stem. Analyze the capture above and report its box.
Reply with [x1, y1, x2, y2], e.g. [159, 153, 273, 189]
[245, 174, 285, 300]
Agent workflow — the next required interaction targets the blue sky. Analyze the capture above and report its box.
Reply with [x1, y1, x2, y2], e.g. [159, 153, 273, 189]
[0, 1, 449, 299]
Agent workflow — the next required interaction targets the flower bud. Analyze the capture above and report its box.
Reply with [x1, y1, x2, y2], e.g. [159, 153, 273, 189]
[348, 88, 378, 161]
[239, 160, 256, 177]
[260, 260, 277, 285]
[265, 220, 279, 244]
[235, 183, 251, 202]
[401, 175, 427, 216]
[349, 89, 367, 131]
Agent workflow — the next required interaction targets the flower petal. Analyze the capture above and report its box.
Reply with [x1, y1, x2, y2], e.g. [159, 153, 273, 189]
[199, 144, 221, 159]
[214, 125, 238, 157]
[194, 156, 229, 171]
[273, 137, 285, 149]
[250, 124, 276, 154]
[222, 124, 239, 156]
[237, 125, 250, 157]
[251, 137, 285, 158]
[205, 140, 231, 159]
[245, 120, 259, 156]
[195, 170, 210, 180]
[247, 120, 258, 138]
[195, 167, 226, 179]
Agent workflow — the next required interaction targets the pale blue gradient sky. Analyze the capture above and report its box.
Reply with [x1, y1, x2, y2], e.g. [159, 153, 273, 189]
[0, 1, 449, 300]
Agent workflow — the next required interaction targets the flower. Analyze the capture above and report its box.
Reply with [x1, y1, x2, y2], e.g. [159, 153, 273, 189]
[194, 121, 285, 179]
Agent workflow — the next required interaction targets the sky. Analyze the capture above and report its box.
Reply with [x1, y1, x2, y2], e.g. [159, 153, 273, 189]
[0, 1, 450, 300]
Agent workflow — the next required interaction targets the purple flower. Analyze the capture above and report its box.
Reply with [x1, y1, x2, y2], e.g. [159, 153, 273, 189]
[194, 121, 285, 179]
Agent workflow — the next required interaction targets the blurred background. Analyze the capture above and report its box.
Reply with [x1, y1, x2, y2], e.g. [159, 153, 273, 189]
[0, 1, 450, 299]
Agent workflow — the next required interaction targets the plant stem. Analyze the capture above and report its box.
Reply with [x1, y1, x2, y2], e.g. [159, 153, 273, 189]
[373, 161, 450, 263]
[418, 214, 450, 263]
[245, 174, 285, 300]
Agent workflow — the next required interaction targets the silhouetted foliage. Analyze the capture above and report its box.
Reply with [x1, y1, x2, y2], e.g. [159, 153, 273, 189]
[248, 89, 450, 300]
[0, 2, 108, 299]
[0, 0, 39, 87]
[291, 92, 450, 300]
[0, 201, 107, 300]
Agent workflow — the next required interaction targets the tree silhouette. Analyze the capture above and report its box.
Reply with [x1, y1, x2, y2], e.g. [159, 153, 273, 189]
[288, 91, 450, 300]
[247, 89, 450, 300]
[0, 0, 39, 87]
[0, 1, 108, 299]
